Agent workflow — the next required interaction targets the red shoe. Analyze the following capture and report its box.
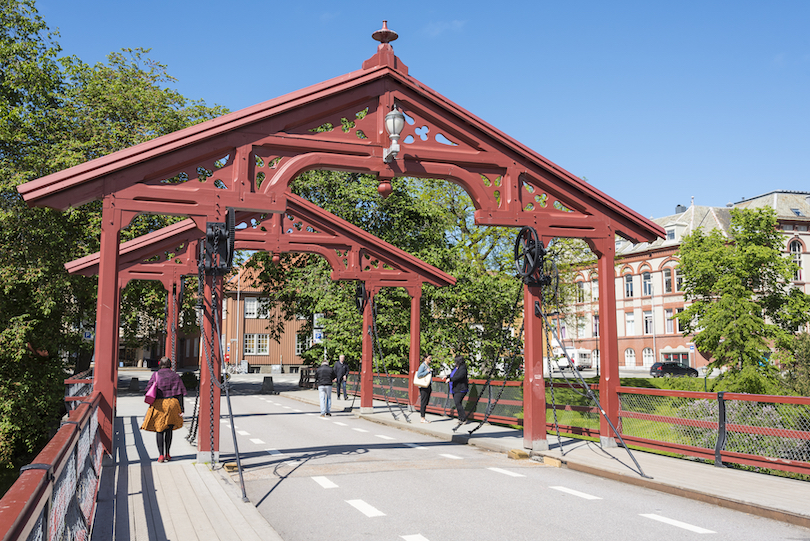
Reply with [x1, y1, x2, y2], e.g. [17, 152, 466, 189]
[158, 455, 164, 463]
[165, 455, 171, 462]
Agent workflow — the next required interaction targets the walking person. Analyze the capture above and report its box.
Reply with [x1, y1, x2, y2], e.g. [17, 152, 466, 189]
[445, 356, 469, 428]
[334, 354, 349, 400]
[416, 355, 433, 423]
[141, 357, 187, 463]
[315, 359, 336, 417]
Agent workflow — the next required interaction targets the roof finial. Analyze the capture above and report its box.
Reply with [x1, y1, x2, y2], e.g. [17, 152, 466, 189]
[372, 20, 398, 44]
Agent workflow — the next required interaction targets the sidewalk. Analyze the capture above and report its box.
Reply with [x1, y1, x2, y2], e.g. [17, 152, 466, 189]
[93, 386, 284, 541]
[282, 387, 810, 530]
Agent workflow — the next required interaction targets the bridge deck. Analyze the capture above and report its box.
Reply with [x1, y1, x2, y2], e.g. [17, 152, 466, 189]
[91, 393, 282, 541]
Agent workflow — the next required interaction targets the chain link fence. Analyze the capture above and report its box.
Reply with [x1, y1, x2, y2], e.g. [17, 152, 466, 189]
[0, 393, 103, 541]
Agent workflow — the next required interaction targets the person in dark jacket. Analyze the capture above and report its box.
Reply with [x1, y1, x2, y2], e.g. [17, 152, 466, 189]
[334, 355, 349, 400]
[416, 355, 434, 423]
[315, 360, 336, 417]
[445, 356, 469, 426]
[141, 357, 187, 462]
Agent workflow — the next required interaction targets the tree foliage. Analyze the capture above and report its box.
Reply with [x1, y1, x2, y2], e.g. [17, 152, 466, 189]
[0, 0, 226, 472]
[676, 207, 810, 374]
[242, 171, 524, 375]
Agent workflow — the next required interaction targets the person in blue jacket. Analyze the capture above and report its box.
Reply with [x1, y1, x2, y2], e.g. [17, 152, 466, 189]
[445, 356, 469, 425]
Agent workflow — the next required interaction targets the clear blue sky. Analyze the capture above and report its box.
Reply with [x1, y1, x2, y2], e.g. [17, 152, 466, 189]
[37, 0, 810, 220]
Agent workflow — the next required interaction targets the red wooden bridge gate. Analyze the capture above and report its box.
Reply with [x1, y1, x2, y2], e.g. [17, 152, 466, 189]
[17, 22, 663, 460]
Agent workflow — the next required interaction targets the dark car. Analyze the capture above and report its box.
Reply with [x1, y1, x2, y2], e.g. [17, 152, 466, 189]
[650, 362, 699, 378]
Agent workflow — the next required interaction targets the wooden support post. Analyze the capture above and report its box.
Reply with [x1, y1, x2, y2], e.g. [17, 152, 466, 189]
[523, 283, 548, 452]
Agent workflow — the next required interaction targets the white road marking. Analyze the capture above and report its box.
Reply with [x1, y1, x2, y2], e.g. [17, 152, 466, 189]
[640, 514, 715, 534]
[312, 476, 338, 489]
[488, 467, 525, 477]
[401, 535, 430, 541]
[265, 449, 285, 456]
[353, 428, 369, 433]
[333, 422, 348, 426]
[306, 413, 317, 416]
[249, 438, 265, 444]
[293, 409, 302, 412]
[404, 443, 427, 449]
[220, 419, 228, 423]
[346, 499, 385, 517]
[375, 434, 395, 440]
[282, 406, 291, 409]
[236, 430, 250, 436]
[549, 486, 602, 500]
[439, 454, 463, 460]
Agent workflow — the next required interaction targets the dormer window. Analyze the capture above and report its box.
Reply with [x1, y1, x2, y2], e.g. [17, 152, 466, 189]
[666, 228, 675, 240]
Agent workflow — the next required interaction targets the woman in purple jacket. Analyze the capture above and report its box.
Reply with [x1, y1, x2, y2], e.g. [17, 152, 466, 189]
[141, 357, 187, 463]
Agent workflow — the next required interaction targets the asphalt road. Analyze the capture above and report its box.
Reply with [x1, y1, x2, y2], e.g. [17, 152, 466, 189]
[212, 391, 810, 541]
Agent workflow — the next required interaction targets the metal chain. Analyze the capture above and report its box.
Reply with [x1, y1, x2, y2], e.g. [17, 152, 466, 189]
[171, 284, 177, 371]
[465, 283, 525, 434]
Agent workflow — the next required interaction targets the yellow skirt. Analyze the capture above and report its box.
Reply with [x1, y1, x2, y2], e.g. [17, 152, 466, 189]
[141, 398, 184, 432]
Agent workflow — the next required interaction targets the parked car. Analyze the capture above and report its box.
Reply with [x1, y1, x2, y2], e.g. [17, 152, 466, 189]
[650, 362, 699, 378]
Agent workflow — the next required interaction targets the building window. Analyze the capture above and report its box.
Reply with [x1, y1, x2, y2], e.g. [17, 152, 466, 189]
[624, 274, 634, 298]
[663, 352, 689, 365]
[244, 297, 258, 319]
[593, 315, 600, 337]
[642, 272, 652, 296]
[643, 311, 653, 335]
[666, 228, 675, 240]
[559, 319, 567, 339]
[642, 347, 655, 366]
[591, 278, 599, 301]
[665, 308, 674, 333]
[791, 240, 802, 281]
[295, 334, 310, 356]
[676, 308, 684, 333]
[576, 316, 586, 338]
[791, 208, 804, 217]
[664, 269, 672, 293]
[244, 333, 269, 355]
[624, 348, 636, 366]
[625, 312, 635, 335]
[576, 281, 585, 303]
[675, 269, 683, 292]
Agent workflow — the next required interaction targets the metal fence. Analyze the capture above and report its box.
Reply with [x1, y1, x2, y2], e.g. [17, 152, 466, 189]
[618, 387, 810, 474]
[0, 392, 103, 541]
[64, 368, 94, 411]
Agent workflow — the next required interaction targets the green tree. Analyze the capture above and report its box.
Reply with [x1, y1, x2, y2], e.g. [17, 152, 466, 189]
[242, 171, 524, 375]
[778, 332, 810, 396]
[0, 0, 226, 476]
[676, 207, 810, 375]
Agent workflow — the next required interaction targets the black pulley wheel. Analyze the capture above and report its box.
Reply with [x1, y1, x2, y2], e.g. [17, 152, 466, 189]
[514, 226, 544, 277]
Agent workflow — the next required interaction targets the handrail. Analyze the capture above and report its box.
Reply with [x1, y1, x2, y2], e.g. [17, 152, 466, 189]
[0, 392, 103, 541]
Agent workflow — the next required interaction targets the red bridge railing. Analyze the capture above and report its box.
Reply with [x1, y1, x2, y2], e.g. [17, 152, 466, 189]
[0, 392, 103, 541]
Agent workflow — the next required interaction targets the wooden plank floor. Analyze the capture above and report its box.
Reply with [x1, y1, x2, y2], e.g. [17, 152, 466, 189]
[91, 408, 282, 541]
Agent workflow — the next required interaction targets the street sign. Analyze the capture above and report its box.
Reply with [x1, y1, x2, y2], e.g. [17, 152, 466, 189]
[313, 330, 324, 344]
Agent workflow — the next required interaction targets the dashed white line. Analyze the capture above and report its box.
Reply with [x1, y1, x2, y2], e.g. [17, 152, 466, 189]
[488, 467, 525, 477]
[375, 434, 395, 440]
[219, 419, 228, 423]
[353, 428, 369, 433]
[282, 406, 291, 409]
[249, 438, 265, 445]
[236, 430, 250, 436]
[439, 454, 463, 460]
[265, 449, 285, 456]
[404, 443, 427, 449]
[346, 499, 385, 517]
[293, 409, 302, 412]
[640, 514, 715, 534]
[401, 535, 429, 541]
[549, 486, 602, 500]
[333, 422, 348, 426]
[312, 476, 338, 489]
